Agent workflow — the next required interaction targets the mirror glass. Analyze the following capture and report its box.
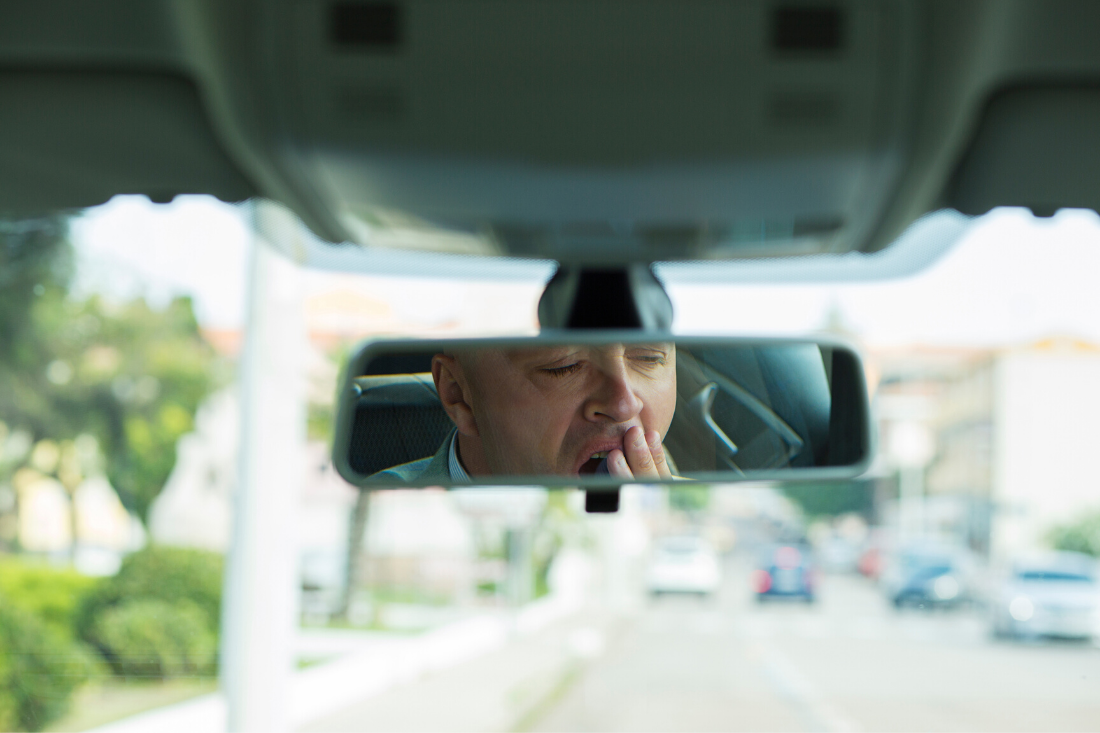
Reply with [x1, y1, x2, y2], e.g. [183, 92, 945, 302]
[333, 336, 871, 487]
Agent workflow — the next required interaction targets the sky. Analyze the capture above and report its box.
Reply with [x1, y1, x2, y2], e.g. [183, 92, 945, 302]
[71, 196, 252, 328]
[669, 207, 1100, 347]
[70, 196, 1100, 348]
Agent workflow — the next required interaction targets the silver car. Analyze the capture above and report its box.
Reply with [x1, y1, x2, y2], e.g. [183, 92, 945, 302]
[647, 536, 722, 597]
[990, 552, 1100, 641]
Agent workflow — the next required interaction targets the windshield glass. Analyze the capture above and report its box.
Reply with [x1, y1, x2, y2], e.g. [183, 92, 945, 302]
[3, 198, 1100, 732]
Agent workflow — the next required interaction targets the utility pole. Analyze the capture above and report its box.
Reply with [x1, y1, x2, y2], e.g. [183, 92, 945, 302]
[221, 202, 307, 732]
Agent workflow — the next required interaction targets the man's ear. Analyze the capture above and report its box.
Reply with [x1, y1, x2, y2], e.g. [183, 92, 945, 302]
[432, 354, 479, 438]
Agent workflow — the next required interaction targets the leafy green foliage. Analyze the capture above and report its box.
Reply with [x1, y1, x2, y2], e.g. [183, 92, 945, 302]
[307, 401, 335, 444]
[532, 491, 572, 599]
[0, 559, 98, 639]
[0, 602, 94, 732]
[91, 599, 217, 679]
[307, 342, 352, 445]
[0, 218, 73, 356]
[0, 218, 74, 444]
[781, 481, 873, 519]
[0, 216, 219, 521]
[26, 296, 216, 520]
[75, 546, 224, 647]
[669, 484, 711, 513]
[1047, 511, 1100, 557]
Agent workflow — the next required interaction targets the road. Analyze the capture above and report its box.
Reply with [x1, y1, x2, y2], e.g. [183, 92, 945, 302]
[531, 554, 1100, 732]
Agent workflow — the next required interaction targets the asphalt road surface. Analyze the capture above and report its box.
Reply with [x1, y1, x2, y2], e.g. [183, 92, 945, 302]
[530, 554, 1100, 733]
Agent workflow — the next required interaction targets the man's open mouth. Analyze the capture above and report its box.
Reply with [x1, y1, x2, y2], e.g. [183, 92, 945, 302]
[578, 451, 610, 475]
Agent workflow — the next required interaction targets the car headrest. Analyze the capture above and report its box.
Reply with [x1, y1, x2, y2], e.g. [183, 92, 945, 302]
[346, 374, 454, 478]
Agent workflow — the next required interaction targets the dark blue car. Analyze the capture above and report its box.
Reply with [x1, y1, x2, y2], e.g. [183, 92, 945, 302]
[754, 543, 816, 603]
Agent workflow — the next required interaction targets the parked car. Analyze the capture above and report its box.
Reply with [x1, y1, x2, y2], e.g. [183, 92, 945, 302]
[646, 536, 722, 597]
[754, 543, 816, 603]
[881, 542, 975, 609]
[989, 552, 1100, 641]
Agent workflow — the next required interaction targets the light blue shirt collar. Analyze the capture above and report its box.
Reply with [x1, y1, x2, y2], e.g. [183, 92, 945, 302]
[447, 431, 471, 483]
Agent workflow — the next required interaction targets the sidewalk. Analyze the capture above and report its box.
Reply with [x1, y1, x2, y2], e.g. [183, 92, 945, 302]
[85, 593, 597, 733]
[300, 605, 614, 732]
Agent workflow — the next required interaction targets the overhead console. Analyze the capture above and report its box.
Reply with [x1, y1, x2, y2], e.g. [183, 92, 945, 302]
[276, 0, 917, 260]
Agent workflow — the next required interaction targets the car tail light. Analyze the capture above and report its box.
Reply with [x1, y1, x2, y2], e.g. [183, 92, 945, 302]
[754, 569, 772, 593]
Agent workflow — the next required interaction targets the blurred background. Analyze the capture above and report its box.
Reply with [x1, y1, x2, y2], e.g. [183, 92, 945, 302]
[1, 197, 1098, 732]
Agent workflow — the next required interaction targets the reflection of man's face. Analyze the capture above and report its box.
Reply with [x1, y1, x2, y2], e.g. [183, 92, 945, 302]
[433, 343, 676, 477]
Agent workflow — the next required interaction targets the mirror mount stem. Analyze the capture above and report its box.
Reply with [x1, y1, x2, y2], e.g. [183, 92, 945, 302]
[537, 262, 673, 331]
[538, 263, 671, 512]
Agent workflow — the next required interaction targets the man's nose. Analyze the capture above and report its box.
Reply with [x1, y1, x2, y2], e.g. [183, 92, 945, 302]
[585, 367, 644, 423]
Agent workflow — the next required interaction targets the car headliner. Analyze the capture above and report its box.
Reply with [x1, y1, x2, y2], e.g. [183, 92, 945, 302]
[2, 1, 1100, 265]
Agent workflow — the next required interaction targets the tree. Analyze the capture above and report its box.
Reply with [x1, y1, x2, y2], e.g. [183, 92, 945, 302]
[781, 481, 874, 519]
[1047, 511, 1100, 557]
[669, 484, 711, 513]
[0, 217, 73, 429]
[0, 216, 220, 522]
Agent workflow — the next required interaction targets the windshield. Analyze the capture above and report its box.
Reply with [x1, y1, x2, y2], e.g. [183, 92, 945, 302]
[3, 199, 1100, 733]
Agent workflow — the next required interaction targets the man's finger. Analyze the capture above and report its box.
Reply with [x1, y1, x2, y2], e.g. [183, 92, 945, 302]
[646, 430, 673, 478]
[608, 449, 633, 479]
[624, 426, 659, 478]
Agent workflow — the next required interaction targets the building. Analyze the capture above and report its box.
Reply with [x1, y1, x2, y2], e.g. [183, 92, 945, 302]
[870, 338, 1100, 558]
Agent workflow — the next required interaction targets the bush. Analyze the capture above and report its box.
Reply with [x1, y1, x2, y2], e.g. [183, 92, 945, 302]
[75, 546, 223, 679]
[0, 558, 98, 639]
[91, 599, 216, 679]
[0, 603, 94, 732]
[76, 546, 223, 642]
[1047, 511, 1100, 557]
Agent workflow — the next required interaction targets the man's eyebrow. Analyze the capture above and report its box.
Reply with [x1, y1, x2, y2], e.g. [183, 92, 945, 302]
[507, 346, 582, 366]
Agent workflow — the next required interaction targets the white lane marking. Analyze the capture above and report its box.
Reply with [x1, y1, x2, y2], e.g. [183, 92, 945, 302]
[751, 641, 862, 733]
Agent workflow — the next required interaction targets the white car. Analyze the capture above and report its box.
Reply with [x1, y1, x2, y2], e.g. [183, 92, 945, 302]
[990, 552, 1100, 641]
[646, 536, 722, 597]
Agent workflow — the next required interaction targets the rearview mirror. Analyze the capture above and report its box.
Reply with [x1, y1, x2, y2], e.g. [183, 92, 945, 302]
[332, 335, 872, 488]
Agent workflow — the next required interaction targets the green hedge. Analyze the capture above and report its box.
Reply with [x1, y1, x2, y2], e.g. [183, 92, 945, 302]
[76, 546, 223, 641]
[0, 545, 224, 731]
[0, 559, 98, 639]
[91, 599, 217, 679]
[0, 603, 94, 732]
[76, 546, 223, 680]
[1048, 511, 1100, 557]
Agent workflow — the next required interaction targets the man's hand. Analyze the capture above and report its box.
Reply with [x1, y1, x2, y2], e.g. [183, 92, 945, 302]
[607, 425, 673, 480]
